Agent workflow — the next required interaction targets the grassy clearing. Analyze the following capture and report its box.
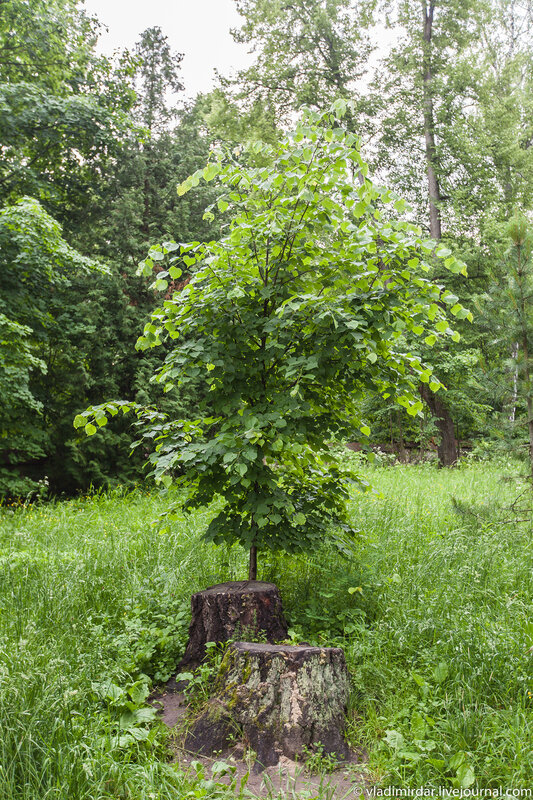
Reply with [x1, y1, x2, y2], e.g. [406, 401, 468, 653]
[0, 462, 531, 797]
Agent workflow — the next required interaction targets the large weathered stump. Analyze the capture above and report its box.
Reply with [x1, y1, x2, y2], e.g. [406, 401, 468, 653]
[179, 581, 288, 668]
[185, 642, 350, 768]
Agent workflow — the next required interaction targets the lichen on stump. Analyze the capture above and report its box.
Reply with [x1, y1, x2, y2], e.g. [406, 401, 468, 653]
[179, 581, 288, 668]
[185, 642, 351, 769]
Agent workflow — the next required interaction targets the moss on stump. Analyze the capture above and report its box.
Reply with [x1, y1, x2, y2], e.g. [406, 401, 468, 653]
[185, 642, 350, 769]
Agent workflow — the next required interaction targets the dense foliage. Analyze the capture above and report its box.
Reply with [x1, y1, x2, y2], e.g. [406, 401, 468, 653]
[0, 5, 216, 496]
[1, 0, 533, 491]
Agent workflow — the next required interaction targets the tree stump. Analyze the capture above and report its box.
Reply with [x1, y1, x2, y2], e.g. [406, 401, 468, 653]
[185, 642, 351, 768]
[179, 581, 288, 668]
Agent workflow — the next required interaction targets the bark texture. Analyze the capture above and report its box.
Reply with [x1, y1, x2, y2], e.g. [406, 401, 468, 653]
[185, 642, 350, 769]
[420, 384, 459, 467]
[179, 582, 288, 668]
[516, 244, 533, 482]
[422, 0, 441, 241]
[420, 1, 461, 467]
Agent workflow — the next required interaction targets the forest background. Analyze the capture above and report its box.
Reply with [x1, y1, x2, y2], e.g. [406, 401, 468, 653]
[1, 0, 533, 498]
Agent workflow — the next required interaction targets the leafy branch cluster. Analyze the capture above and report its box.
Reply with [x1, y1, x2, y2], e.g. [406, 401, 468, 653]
[77, 105, 469, 564]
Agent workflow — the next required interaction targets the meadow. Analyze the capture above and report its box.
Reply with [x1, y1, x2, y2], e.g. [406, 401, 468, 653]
[0, 460, 531, 798]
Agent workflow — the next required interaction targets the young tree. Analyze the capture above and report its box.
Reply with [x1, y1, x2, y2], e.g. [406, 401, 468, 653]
[481, 214, 533, 479]
[90, 26, 215, 268]
[77, 106, 469, 578]
[133, 26, 184, 134]
[131, 27, 184, 240]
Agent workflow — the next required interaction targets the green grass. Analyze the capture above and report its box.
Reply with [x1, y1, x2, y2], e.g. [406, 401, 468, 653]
[0, 462, 532, 797]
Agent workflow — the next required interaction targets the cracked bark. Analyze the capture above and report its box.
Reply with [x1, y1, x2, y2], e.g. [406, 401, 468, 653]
[185, 642, 350, 769]
[178, 582, 288, 669]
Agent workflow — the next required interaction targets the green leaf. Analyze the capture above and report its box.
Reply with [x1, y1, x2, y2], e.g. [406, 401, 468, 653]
[449, 752, 466, 770]
[410, 711, 427, 740]
[128, 682, 150, 705]
[175, 672, 194, 682]
[384, 730, 405, 750]
[456, 764, 476, 788]
[177, 177, 191, 196]
[228, 287, 246, 299]
[332, 98, 348, 117]
[203, 163, 220, 182]
[433, 661, 449, 684]
[84, 423, 97, 436]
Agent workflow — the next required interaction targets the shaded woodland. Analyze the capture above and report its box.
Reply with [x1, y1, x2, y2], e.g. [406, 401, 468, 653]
[2, 0, 533, 497]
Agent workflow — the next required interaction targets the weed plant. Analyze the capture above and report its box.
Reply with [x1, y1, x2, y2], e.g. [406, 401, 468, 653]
[0, 462, 531, 796]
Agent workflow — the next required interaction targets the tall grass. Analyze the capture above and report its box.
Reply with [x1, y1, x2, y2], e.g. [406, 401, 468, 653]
[0, 462, 531, 796]
[265, 462, 533, 789]
[0, 488, 246, 799]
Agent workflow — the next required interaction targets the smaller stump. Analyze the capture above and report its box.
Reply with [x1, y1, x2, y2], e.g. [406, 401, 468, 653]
[185, 642, 350, 768]
[179, 581, 288, 668]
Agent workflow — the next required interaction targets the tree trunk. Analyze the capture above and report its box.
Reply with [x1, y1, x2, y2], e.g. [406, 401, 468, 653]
[248, 545, 257, 581]
[419, 415, 426, 460]
[185, 642, 350, 769]
[178, 581, 288, 669]
[142, 169, 150, 238]
[509, 341, 519, 422]
[523, 334, 533, 482]
[422, 0, 442, 241]
[396, 411, 408, 463]
[420, 384, 459, 466]
[421, 2, 459, 467]
[516, 245, 533, 482]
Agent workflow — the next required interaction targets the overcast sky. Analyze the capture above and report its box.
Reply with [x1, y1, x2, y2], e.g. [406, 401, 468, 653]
[82, 0, 253, 100]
